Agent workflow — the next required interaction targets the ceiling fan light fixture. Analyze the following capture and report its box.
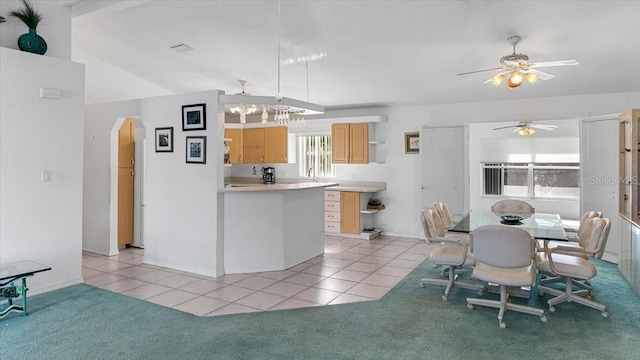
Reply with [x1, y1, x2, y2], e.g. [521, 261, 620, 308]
[525, 72, 539, 84]
[491, 74, 506, 86]
[507, 71, 524, 89]
[518, 127, 535, 136]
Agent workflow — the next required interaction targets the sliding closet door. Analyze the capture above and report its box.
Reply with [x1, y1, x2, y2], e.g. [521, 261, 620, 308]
[420, 126, 467, 218]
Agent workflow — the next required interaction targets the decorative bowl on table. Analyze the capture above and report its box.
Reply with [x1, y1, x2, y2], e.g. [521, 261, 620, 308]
[500, 215, 524, 225]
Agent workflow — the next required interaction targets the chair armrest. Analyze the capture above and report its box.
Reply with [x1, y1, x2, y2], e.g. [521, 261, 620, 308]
[551, 245, 589, 254]
[436, 235, 462, 245]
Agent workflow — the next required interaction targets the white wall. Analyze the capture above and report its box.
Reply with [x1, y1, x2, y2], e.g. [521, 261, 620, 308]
[83, 90, 225, 276]
[0, 1, 72, 60]
[0, 47, 85, 294]
[142, 91, 224, 276]
[73, 49, 173, 105]
[230, 92, 640, 239]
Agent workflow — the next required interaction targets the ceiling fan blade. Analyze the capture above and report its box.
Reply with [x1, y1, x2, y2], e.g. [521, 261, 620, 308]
[527, 68, 555, 80]
[457, 67, 503, 76]
[532, 124, 559, 130]
[492, 124, 519, 130]
[529, 59, 579, 68]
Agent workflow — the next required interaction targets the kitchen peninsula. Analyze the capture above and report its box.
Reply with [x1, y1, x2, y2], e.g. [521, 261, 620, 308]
[220, 181, 338, 274]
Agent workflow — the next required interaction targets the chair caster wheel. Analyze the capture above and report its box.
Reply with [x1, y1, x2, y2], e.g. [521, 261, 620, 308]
[499, 322, 507, 329]
[419, 283, 425, 288]
[540, 315, 548, 323]
[442, 295, 448, 301]
[537, 291, 544, 297]
[602, 311, 609, 318]
[467, 303, 474, 309]
[549, 306, 556, 313]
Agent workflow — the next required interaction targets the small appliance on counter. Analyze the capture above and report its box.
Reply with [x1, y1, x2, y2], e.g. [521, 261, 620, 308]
[261, 166, 276, 184]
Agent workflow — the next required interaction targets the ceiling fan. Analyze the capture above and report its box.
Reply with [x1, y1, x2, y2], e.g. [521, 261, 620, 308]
[493, 122, 558, 136]
[457, 36, 579, 89]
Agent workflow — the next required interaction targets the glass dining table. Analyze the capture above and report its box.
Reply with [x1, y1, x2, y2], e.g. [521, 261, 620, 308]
[447, 209, 567, 298]
[448, 209, 568, 241]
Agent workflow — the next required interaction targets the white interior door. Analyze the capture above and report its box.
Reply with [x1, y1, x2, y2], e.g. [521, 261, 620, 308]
[420, 126, 467, 218]
[580, 115, 620, 262]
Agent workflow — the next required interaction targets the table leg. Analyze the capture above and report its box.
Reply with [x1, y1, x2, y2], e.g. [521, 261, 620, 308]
[21, 278, 27, 316]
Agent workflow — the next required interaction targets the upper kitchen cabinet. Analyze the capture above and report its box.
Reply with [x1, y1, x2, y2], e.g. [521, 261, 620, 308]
[264, 126, 288, 163]
[332, 123, 371, 164]
[224, 128, 243, 163]
[240, 126, 289, 164]
[243, 128, 265, 163]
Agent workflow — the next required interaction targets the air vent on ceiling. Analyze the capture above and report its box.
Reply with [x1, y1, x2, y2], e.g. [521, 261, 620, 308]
[170, 44, 194, 53]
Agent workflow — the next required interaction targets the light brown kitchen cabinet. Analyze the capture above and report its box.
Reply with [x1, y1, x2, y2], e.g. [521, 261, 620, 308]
[331, 123, 369, 164]
[224, 128, 243, 163]
[237, 126, 289, 164]
[340, 191, 360, 234]
[264, 126, 288, 163]
[243, 128, 265, 163]
[332, 123, 350, 163]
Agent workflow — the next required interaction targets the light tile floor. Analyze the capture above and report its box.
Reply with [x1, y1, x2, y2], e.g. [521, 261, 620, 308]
[82, 235, 433, 317]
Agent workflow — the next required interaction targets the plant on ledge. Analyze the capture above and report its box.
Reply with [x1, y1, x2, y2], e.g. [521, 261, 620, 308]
[9, 0, 47, 55]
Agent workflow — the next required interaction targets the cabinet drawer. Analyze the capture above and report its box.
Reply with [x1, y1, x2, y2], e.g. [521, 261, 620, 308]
[324, 222, 340, 233]
[324, 201, 340, 212]
[324, 191, 340, 201]
[324, 211, 340, 222]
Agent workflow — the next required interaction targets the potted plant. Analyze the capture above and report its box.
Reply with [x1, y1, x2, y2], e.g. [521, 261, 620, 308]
[9, 0, 47, 55]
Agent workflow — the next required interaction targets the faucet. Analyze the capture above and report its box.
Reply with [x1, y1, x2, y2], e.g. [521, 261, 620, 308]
[307, 167, 317, 183]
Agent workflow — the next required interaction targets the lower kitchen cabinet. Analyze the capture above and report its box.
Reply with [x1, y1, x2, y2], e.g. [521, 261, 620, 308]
[340, 192, 360, 235]
[324, 188, 383, 239]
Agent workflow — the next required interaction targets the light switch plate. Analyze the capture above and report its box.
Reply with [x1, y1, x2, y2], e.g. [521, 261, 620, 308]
[42, 170, 51, 182]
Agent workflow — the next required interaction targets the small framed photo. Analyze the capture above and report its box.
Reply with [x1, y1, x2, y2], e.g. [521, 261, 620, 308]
[405, 132, 420, 154]
[186, 136, 207, 164]
[182, 103, 206, 131]
[155, 127, 174, 152]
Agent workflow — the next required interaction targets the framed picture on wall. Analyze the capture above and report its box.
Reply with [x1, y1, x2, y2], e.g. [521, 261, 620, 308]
[405, 132, 420, 154]
[186, 136, 207, 164]
[155, 127, 174, 152]
[182, 103, 206, 131]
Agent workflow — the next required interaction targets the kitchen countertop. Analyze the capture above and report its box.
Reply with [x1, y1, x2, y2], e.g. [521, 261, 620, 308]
[220, 182, 338, 193]
[325, 185, 385, 193]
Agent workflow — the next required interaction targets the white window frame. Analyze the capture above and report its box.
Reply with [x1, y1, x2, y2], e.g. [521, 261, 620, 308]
[297, 134, 336, 178]
[482, 162, 580, 200]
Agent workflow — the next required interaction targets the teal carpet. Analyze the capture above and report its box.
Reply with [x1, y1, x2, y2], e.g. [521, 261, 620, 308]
[1, 259, 638, 360]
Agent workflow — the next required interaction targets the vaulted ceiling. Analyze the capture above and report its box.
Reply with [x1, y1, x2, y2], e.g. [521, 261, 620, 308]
[68, 0, 640, 108]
